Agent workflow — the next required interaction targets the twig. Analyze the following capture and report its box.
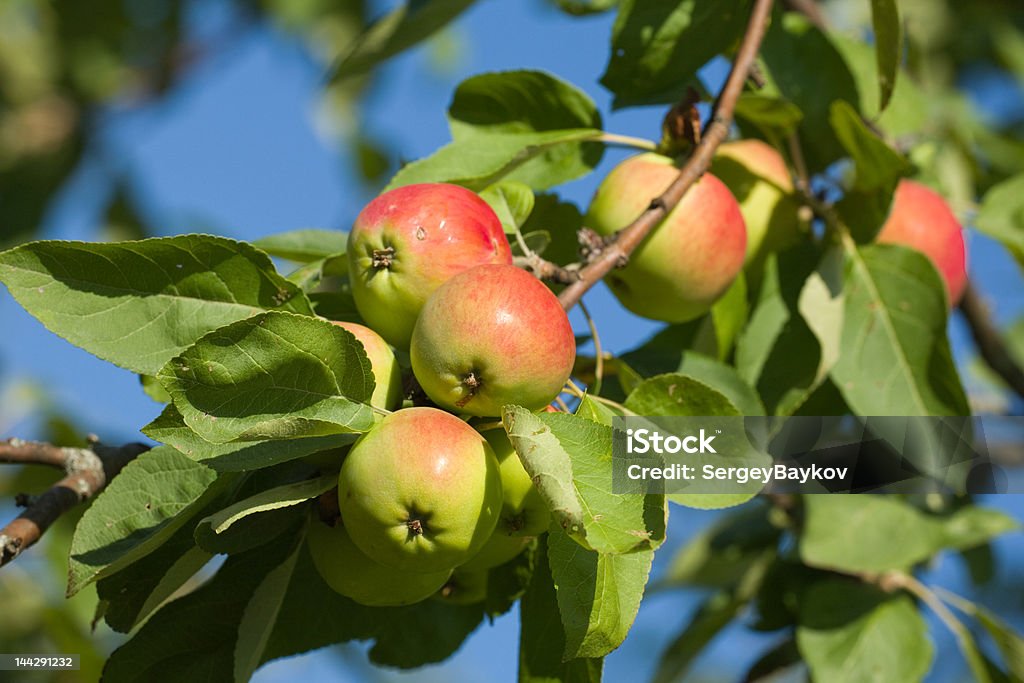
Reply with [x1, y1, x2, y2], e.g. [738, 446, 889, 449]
[0, 439, 149, 567]
[577, 300, 604, 396]
[958, 282, 1024, 403]
[514, 254, 580, 285]
[556, 0, 776, 311]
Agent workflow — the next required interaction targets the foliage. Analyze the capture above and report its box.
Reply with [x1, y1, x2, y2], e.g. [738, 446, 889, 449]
[1, 1, 1023, 682]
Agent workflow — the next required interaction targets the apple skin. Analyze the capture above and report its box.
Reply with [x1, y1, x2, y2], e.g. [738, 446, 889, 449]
[711, 140, 802, 269]
[585, 153, 747, 322]
[459, 533, 532, 572]
[307, 516, 450, 607]
[410, 264, 576, 416]
[338, 407, 503, 573]
[482, 429, 550, 537]
[875, 179, 968, 305]
[434, 569, 488, 605]
[347, 183, 513, 348]
[331, 321, 403, 410]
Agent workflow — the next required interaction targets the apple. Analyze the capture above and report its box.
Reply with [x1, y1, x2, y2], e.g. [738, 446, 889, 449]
[483, 428, 550, 537]
[307, 515, 450, 607]
[875, 179, 967, 304]
[434, 569, 488, 605]
[331, 321, 403, 410]
[347, 183, 513, 348]
[585, 153, 747, 322]
[459, 533, 532, 572]
[338, 407, 503, 573]
[410, 264, 576, 416]
[711, 139, 802, 270]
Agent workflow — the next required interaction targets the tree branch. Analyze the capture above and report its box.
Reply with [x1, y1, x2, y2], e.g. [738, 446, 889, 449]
[557, 0, 776, 311]
[959, 281, 1024, 403]
[0, 438, 149, 568]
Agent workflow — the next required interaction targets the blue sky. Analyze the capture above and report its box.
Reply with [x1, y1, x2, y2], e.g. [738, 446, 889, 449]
[1, 1, 1022, 680]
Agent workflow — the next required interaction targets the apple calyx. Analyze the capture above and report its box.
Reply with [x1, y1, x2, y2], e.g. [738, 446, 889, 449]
[371, 246, 395, 269]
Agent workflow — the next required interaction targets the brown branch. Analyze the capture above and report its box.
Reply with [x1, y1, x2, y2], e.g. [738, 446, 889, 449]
[557, 0, 776, 311]
[959, 281, 1024, 403]
[0, 439, 149, 567]
[514, 255, 580, 285]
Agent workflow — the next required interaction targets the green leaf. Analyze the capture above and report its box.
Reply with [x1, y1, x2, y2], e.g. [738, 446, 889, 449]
[102, 526, 303, 683]
[0, 235, 313, 375]
[143, 405, 356, 472]
[975, 173, 1024, 269]
[252, 229, 347, 263]
[68, 446, 221, 596]
[547, 529, 654, 660]
[734, 93, 804, 140]
[389, 70, 604, 191]
[197, 474, 336, 538]
[387, 129, 603, 191]
[601, 0, 752, 108]
[870, 0, 901, 112]
[973, 605, 1024, 680]
[519, 538, 604, 683]
[156, 311, 377, 443]
[329, 0, 477, 83]
[759, 13, 860, 172]
[797, 579, 933, 683]
[96, 519, 213, 633]
[830, 243, 970, 416]
[940, 506, 1021, 551]
[501, 407, 666, 554]
[800, 496, 945, 574]
[480, 181, 536, 234]
[140, 374, 171, 404]
[829, 100, 909, 192]
[556, 0, 618, 15]
[709, 273, 747, 360]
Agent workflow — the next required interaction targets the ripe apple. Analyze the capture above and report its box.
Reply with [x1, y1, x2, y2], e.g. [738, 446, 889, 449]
[410, 264, 576, 416]
[585, 153, 747, 322]
[875, 179, 967, 304]
[347, 183, 513, 348]
[331, 321, 403, 410]
[711, 140, 802, 269]
[307, 515, 450, 606]
[338, 407, 503, 573]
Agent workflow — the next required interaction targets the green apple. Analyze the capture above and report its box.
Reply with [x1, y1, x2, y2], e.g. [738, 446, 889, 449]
[483, 428, 549, 537]
[331, 321, 403, 410]
[433, 568, 488, 605]
[585, 152, 747, 322]
[338, 407, 503, 573]
[876, 179, 967, 305]
[459, 533, 532, 572]
[410, 264, 576, 416]
[711, 139, 803, 270]
[347, 183, 513, 349]
[307, 515, 450, 606]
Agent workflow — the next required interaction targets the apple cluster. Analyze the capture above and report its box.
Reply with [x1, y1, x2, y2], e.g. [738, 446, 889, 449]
[308, 183, 571, 606]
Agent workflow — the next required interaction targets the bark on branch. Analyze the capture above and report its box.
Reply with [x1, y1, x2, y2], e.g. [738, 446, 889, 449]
[0, 438, 149, 568]
[556, 0, 776, 311]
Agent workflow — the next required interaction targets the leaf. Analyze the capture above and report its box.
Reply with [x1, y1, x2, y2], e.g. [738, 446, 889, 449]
[797, 580, 933, 683]
[800, 496, 945, 574]
[870, 0, 901, 112]
[102, 526, 303, 683]
[197, 474, 336, 538]
[973, 605, 1024, 680]
[143, 405, 356, 472]
[0, 235, 312, 375]
[519, 538, 604, 683]
[386, 129, 603, 191]
[709, 273, 747, 360]
[547, 529, 653, 660]
[252, 229, 347, 263]
[829, 99, 909, 191]
[483, 539, 537, 618]
[733, 93, 804, 140]
[940, 506, 1021, 552]
[601, 0, 752, 108]
[156, 311, 377, 444]
[480, 181, 535, 234]
[759, 13, 860, 172]
[329, 0, 477, 82]
[624, 373, 740, 417]
[96, 519, 213, 633]
[975, 173, 1024, 269]
[501, 406, 666, 554]
[139, 374, 171, 404]
[830, 242, 970, 417]
[67, 446, 221, 596]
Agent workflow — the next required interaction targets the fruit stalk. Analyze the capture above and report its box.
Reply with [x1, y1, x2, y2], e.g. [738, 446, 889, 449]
[556, 0, 776, 312]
